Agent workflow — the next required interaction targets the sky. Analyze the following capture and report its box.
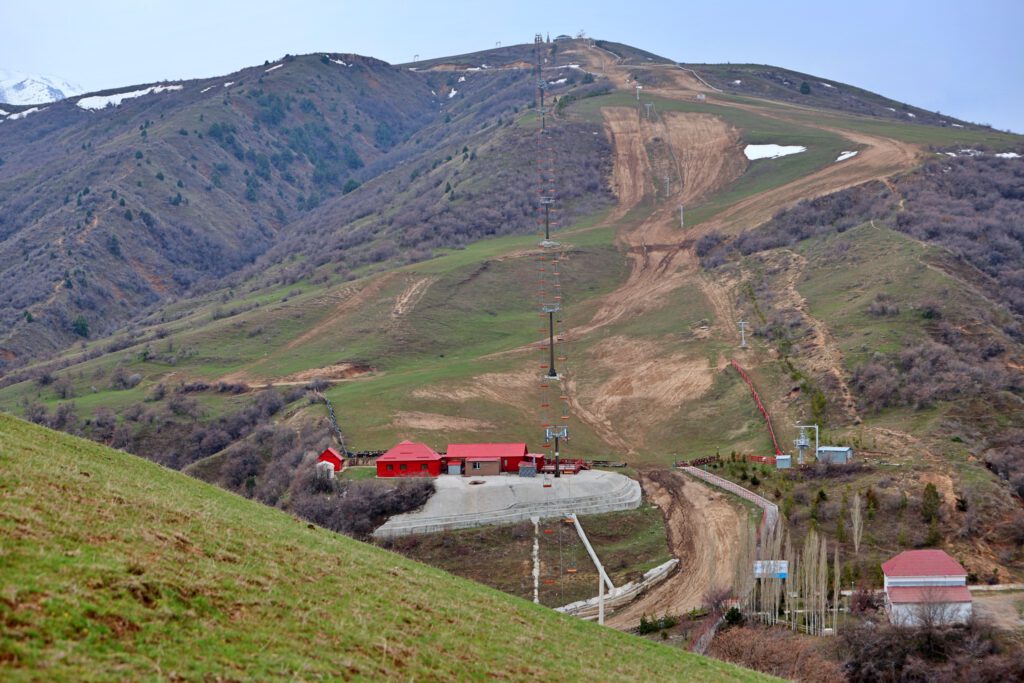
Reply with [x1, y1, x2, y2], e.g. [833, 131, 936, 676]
[2, 0, 1022, 132]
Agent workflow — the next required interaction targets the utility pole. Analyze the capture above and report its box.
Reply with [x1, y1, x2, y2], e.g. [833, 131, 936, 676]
[644, 102, 654, 120]
[738, 320, 749, 348]
[635, 83, 642, 101]
[679, 204, 685, 228]
[664, 175, 671, 196]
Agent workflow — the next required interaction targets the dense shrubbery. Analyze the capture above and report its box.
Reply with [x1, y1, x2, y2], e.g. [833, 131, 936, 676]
[841, 618, 1024, 683]
[896, 156, 1024, 315]
[707, 156, 1024, 317]
[850, 338, 1017, 413]
[290, 470, 434, 539]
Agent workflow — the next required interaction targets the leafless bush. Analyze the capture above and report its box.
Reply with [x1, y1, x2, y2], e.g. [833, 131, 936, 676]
[110, 366, 142, 390]
[305, 377, 330, 392]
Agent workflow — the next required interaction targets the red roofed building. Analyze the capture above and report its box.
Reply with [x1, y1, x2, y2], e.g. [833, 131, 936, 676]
[882, 549, 971, 626]
[377, 441, 442, 478]
[316, 447, 345, 472]
[446, 443, 528, 476]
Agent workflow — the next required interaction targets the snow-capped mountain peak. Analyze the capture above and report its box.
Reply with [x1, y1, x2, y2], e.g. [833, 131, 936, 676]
[0, 70, 82, 105]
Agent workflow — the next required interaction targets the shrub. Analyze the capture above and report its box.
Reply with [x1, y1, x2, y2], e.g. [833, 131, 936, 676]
[71, 316, 89, 337]
[922, 482, 941, 522]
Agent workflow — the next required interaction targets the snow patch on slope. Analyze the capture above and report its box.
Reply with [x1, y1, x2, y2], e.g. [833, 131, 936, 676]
[77, 85, 183, 110]
[996, 152, 1022, 159]
[3, 106, 46, 121]
[264, 64, 283, 73]
[448, 89, 458, 99]
[835, 150, 858, 162]
[744, 144, 806, 160]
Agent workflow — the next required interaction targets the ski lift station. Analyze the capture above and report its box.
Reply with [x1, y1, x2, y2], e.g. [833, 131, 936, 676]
[321, 440, 589, 479]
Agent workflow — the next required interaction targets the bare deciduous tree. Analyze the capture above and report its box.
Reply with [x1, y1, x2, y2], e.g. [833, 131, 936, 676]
[852, 491, 864, 554]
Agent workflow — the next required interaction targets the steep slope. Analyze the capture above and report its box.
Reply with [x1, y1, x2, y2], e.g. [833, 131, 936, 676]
[683, 63, 975, 128]
[0, 46, 612, 369]
[0, 413, 770, 681]
[0, 54, 436, 361]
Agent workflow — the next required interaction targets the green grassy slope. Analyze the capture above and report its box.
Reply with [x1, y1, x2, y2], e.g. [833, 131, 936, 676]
[0, 413, 771, 681]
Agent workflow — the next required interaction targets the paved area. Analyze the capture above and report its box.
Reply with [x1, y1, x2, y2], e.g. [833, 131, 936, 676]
[373, 470, 641, 538]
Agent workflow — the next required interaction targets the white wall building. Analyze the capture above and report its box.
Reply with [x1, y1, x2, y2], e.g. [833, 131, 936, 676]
[816, 446, 853, 464]
[882, 549, 972, 627]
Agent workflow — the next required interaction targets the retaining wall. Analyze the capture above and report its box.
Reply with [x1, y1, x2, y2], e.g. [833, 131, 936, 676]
[555, 558, 679, 620]
[679, 466, 779, 539]
[373, 476, 641, 538]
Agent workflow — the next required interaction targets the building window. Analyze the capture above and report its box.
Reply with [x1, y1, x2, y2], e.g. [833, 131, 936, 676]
[421, 464, 428, 471]
[400, 464, 407, 471]
[473, 462, 481, 470]
[387, 464, 394, 471]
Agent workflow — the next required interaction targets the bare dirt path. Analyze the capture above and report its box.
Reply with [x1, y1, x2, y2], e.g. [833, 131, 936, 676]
[972, 592, 1024, 630]
[391, 276, 434, 320]
[607, 469, 743, 628]
[767, 250, 860, 423]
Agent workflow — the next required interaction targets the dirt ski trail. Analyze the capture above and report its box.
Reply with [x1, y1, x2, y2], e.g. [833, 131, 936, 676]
[607, 469, 743, 628]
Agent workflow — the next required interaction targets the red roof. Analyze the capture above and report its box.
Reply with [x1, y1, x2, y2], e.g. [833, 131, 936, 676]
[446, 443, 528, 460]
[888, 585, 972, 604]
[882, 550, 967, 578]
[319, 447, 343, 459]
[377, 440, 441, 462]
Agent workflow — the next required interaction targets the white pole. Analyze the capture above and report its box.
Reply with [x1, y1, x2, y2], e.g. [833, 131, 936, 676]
[598, 573, 605, 625]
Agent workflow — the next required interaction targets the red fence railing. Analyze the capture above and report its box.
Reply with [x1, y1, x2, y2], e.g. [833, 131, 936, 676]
[731, 360, 783, 456]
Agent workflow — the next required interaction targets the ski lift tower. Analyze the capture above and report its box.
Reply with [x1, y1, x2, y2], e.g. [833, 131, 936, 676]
[542, 302, 560, 378]
[545, 424, 569, 478]
[738, 320, 749, 349]
[539, 196, 558, 248]
[794, 424, 819, 465]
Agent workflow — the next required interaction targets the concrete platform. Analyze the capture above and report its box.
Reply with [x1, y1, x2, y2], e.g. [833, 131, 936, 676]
[373, 470, 641, 538]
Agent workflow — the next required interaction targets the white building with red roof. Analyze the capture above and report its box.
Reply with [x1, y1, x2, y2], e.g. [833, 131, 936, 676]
[882, 549, 972, 626]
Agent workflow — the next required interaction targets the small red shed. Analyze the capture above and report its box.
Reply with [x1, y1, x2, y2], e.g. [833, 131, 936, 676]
[377, 440, 442, 478]
[317, 447, 345, 472]
[446, 443, 528, 474]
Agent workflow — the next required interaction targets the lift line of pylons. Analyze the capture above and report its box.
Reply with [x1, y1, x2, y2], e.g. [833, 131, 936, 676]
[533, 34, 570, 478]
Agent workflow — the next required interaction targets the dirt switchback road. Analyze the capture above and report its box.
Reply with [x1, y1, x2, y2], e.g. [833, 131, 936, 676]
[607, 469, 744, 629]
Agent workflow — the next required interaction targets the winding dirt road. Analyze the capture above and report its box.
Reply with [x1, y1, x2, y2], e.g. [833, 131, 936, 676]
[607, 469, 743, 628]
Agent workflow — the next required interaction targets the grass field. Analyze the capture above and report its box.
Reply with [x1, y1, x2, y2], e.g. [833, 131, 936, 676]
[0, 413, 772, 681]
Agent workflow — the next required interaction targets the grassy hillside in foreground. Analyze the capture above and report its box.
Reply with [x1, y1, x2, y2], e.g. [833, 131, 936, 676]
[0, 414, 771, 681]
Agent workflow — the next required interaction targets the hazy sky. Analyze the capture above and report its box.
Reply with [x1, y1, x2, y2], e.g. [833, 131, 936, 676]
[2, 0, 1021, 132]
